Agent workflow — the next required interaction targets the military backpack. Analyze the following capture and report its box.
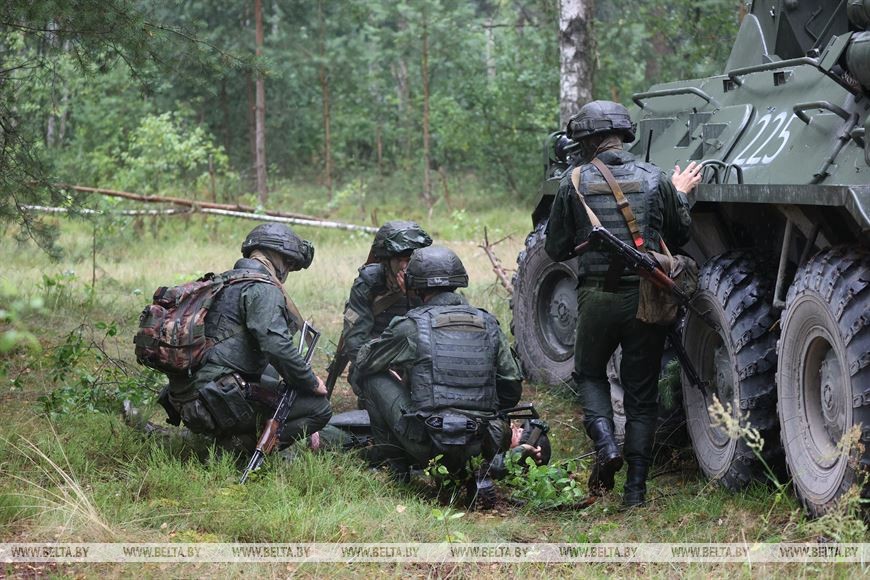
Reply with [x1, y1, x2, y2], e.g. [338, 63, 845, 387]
[133, 271, 274, 376]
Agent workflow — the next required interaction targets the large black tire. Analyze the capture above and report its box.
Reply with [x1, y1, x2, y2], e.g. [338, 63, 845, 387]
[511, 222, 579, 385]
[777, 247, 870, 517]
[682, 252, 782, 489]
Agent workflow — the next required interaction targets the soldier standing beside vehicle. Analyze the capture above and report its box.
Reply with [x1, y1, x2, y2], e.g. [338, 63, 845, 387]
[544, 100, 701, 506]
[353, 246, 524, 505]
[163, 223, 331, 454]
[327, 220, 432, 404]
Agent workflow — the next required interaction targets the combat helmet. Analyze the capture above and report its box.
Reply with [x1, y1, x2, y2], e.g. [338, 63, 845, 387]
[567, 100, 636, 143]
[370, 220, 432, 260]
[405, 246, 468, 289]
[241, 223, 314, 269]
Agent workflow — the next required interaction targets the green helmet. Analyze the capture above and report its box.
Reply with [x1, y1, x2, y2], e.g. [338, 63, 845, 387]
[370, 220, 432, 259]
[567, 100, 636, 143]
[241, 223, 314, 269]
[405, 246, 468, 289]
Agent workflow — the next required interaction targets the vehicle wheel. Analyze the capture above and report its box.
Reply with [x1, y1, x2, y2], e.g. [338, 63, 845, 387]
[682, 252, 781, 489]
[511, 222, 578, 385]
[777, 247, 870, 517]
[609, 346, 688, 459]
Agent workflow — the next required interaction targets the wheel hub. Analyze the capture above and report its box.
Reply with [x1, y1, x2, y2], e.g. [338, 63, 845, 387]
[818, 346, 845, 445]
[713, 345, 735, 405]
[534, 269, 577, 361]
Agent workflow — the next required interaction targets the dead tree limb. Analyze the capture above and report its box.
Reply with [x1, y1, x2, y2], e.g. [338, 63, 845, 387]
[61, 184, 319, 221]
[56, 184, 377, 232]
[479, 227, 514, 294]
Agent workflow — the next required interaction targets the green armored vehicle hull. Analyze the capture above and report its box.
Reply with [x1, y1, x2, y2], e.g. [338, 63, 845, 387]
[511, 0, 870, 515]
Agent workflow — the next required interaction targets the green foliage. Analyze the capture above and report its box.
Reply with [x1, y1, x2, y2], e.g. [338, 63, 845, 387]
[0, 295, 43, 355]
[595, 0, 742, 102]
[430, 506, 467, 543]
[38, 322, 161, 417]
[115, 111, 235, 194]
[502, 454, 587, 510]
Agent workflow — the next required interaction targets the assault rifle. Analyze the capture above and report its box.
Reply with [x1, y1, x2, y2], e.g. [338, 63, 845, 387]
[573, 226, 713, 395]
[240, 322, 321, 484]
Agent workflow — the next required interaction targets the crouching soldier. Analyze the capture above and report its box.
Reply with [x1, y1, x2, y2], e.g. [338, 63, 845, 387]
[160, 224, 331, 455]
[327, 220, 432, 404]
[354, 246, 523, 506]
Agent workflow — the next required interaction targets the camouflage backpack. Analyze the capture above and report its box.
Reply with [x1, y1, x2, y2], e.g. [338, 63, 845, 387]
[134, 271, 273, 376]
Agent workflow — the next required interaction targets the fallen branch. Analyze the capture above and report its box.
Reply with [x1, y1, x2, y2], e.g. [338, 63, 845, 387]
[22, 204, 379, 233]
[22, 205, 188, 217]
[61, 184, 319, 222]
[479, 227, 514, 294]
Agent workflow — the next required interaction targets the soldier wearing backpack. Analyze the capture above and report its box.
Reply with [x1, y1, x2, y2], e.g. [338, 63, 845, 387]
[137, 223, 331, 454]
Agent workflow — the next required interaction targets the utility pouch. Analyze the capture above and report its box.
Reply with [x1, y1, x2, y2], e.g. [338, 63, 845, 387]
[199, 375, 256, 433]
[424, 413, 481, 449]
[637, 250, 699, 325]
[157, 385, 182, 426]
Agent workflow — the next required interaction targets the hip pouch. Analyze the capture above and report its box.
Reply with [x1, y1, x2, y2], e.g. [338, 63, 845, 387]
[424, 413, 484, 457]
[199, 375, 256, 433]
[636, 252, 699, 325]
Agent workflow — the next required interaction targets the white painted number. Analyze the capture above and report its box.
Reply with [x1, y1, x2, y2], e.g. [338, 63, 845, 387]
[732, 112, 795, 167]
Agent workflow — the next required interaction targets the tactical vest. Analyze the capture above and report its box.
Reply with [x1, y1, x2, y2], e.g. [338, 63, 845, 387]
[358, 263, 414, 336]
[575, 155, 663, 276]
[203, 261, 293, 349]
[405, 304, 500, 415]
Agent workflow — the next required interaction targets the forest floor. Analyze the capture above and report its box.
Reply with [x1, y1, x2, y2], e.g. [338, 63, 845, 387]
[0, 206, 866, 578]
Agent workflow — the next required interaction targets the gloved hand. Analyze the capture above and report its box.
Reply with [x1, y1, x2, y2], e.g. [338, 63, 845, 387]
[179, 399, 216, 434]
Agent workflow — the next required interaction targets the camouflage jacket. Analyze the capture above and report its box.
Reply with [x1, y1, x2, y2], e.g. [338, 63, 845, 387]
[354, 292, 524, 414]
[176, 258, 319, 399]
[341, 263, 416, 364]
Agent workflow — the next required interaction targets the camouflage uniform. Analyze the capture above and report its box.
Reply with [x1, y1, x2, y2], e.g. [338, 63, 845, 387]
[342, 263, 418, 391]
[168, 225, 331, 453]
[354, 247, 523, 476]
[337, 221, 432, 399]
[544, 100, 691, 505]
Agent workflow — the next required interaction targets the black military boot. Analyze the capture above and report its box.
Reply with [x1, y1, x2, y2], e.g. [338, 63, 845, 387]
[585, 417, 623, 496]
[623, 461, 649, 507]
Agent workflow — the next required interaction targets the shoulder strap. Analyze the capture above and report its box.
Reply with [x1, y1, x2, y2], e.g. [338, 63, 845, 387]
[250, 266, 313, 347]
[570, 167, 603, 228]
[590, 158, 645, 249]
[371, 290, 404, 316]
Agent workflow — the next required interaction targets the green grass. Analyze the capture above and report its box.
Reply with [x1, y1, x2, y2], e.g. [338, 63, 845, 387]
[1, 207, 867, 578]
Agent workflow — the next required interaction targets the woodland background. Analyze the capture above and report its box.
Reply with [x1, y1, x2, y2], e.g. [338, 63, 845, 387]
[2, 0, 742, 248]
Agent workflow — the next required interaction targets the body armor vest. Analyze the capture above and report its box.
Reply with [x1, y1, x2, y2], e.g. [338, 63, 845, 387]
[575, 154, 664, 277]
[405, 304, 500, 415]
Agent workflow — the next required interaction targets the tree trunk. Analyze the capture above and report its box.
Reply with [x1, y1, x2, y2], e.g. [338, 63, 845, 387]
[644, 5, 669, 84]
[254, 0, 268, 204]
[421, 5, 433, 210]
[318, 0, 333, 201]
[485, 16, 496, 82]
[558, 0, 595, 128]
[219, 77, 231, 158]
[246, 72, 256, 190]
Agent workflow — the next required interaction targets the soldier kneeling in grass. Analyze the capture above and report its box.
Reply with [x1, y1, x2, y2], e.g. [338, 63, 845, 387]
[353, 246, 538, 507]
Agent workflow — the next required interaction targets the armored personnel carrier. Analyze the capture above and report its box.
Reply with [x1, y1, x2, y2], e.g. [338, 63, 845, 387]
[511, 0, 869, 515]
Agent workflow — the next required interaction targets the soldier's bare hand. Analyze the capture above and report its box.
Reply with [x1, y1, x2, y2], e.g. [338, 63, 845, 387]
[396, 268, 407, 294]
[312, 376, 328, 397]
[672, 161, 702, 194]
